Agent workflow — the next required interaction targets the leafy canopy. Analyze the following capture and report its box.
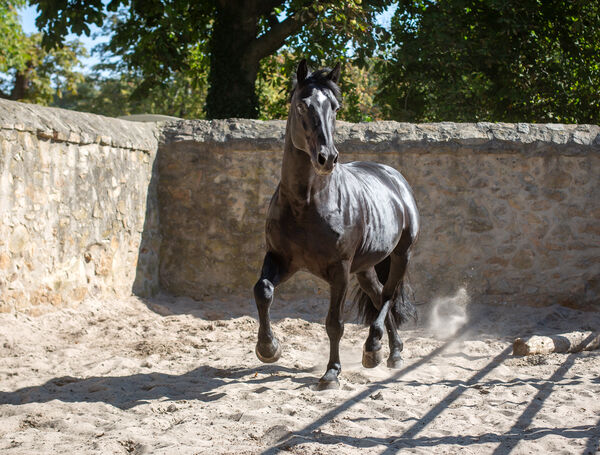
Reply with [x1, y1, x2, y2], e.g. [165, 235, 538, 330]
[31, 0, 392, 118]
[0, 0, 86, 104]
[6, 0, 600, 123]
[0, 0, 29, 73]
[377, 0, 600, 123]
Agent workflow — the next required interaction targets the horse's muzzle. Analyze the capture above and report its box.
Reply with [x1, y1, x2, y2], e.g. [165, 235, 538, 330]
[313, 149, 338, 175]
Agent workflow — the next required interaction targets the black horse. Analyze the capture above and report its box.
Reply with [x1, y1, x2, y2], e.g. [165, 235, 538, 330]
[253, 60, 419, 390]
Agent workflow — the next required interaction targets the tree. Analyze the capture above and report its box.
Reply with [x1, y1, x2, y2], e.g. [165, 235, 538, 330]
[1, 0, 86, 104]
[32, 0, 392, 119]
[1, 0, 28, 79]
[0, 33, 86, 104]
[54, 69, 207, 118]
[377, 0, 600, 123]
[257, 51, 384, 122]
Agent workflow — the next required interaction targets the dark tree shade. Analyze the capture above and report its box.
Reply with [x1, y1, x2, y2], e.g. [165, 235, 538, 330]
[32, 0, 391, 119]
[378, 0, 600, 123]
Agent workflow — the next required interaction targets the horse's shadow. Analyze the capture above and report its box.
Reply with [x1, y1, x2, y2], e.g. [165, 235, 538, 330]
[138, 293, 332, 323]
[0, 364, 312, 410]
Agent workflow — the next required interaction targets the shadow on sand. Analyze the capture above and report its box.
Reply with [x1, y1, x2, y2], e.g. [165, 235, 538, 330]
[0, 364, 313, 410]
[258, 333, 599, 455]
[1, 317, 598, 454]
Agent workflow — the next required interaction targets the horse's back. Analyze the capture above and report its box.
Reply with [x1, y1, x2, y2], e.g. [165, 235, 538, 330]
[344, 161, 418, 228]
[342, 161, 419, 260]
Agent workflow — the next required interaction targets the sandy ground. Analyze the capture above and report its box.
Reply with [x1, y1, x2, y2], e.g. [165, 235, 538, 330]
[1, 293, 599, 455]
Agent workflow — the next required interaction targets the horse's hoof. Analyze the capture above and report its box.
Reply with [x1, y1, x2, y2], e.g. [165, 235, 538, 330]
[387, 355, 403, 369]
[316, 378, 340, 390]
[316, 369, 340, 390]
[362, 348, 383, 368]
[255, 339, 281, 363]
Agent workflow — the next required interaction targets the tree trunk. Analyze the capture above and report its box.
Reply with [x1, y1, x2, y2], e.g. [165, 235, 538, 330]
[11, 66, 31, 101]
[205, 3, 261, 119]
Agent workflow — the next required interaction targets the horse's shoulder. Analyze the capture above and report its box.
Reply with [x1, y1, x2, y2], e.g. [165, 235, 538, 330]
[343, 160, 402, 178]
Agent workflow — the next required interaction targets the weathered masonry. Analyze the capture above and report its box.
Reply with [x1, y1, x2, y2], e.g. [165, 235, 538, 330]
[1, 98, 598, 314]
[0, 100, 160, 314]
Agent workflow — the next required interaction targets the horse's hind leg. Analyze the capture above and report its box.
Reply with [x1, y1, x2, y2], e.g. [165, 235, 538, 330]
[357, 267, 406, 369]
[361, 236, 414, 369]
[356, 268, 386, 368]
[385, 307, 405, 369]
[254, 252, 290, 363]
[383, 236, 414, 369]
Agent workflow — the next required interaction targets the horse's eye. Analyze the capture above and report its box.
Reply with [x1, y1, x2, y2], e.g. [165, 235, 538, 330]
[297, 103, 307, 115]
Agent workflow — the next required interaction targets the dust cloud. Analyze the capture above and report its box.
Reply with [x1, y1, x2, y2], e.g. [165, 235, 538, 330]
[426, 287, 470, 339]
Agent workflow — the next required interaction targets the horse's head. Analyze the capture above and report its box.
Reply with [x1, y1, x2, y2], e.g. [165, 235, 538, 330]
[289, 59, 342, 175]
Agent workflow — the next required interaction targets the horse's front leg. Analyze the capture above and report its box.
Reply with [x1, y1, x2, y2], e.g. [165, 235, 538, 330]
[318, 264, 350, 390]
[254, 252, 290, 363]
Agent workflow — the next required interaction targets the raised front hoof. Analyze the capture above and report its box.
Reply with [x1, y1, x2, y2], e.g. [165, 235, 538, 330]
[387, 354, 404, 369]
[317, 371, 340, 390]
[362, 348, 384, 369]
[255, 340, 282, 363]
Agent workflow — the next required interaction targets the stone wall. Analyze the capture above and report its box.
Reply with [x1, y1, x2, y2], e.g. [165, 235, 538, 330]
[159, 120, 600, 308]
[0, 99, 161, 314]
[1, 98, 598, 314]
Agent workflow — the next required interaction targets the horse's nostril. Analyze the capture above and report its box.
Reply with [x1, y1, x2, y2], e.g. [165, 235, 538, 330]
[333, 155, 338, 164]
[318, 153, 326, 166]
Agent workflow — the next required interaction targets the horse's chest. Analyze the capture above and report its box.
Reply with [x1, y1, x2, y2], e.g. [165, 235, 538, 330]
[266, 205, 352, 267]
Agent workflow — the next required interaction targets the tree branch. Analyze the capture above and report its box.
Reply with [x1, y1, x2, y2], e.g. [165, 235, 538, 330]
[257, 0, 287, 15]
[249, 8, 315, 61]
[266, 11, 279, 29]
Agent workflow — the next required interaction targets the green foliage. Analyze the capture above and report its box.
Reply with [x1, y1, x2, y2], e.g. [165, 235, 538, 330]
[0, 0, 28, 73]
[25, 35, 86, 104]
[282, 0, 391, 65]
[33, 0, 118, 48]
[337, 60, 384, 122]
[46, 6, 209, 119]
[20, 0, 600, 123]
[377, 0, 600, 123]
[32, 0, 394, 119]
[253, 1, 389, 122]
[0, 34, 86, 104]
[0, 1, 87, 104]
[258, 52, 384, 122]
[54, 70, 207, 119]
[257, 52, 297, 121]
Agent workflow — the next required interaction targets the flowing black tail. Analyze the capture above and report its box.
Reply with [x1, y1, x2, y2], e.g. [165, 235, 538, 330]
[353, 256, 417, 326]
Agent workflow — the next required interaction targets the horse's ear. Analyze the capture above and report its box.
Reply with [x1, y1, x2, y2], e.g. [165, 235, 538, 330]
[327, 62, 341, 84]
[297, 59, 308, 84]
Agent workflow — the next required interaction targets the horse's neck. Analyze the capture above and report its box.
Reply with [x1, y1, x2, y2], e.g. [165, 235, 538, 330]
[280, 129, 326, 206]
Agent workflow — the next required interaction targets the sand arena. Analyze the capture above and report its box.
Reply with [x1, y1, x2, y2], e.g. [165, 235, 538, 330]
[1, 99, 599, 453]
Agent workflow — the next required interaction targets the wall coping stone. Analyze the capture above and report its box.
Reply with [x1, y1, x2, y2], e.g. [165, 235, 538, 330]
[161, 119, 600, 156]
[2, 98, 599, 156]
[0, 99, 159, 152]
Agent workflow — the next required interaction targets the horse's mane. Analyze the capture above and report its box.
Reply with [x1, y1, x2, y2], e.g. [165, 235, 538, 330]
[290, 68, 341, 102]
